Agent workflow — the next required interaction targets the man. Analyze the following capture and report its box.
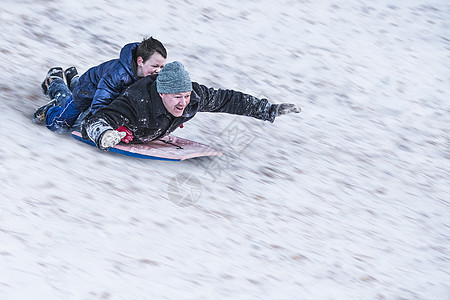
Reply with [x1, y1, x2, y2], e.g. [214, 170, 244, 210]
[82, 61, 301, 150]
[33, 37, 167, 133]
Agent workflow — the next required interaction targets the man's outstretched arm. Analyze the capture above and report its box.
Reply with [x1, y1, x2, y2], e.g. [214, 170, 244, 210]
[193, 82, 300, 122]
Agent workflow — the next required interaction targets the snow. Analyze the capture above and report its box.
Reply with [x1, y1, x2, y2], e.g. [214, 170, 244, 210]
[1, 0, 449, 299]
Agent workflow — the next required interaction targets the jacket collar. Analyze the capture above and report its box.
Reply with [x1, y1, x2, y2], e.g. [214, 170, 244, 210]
[119, 42, 139, 80]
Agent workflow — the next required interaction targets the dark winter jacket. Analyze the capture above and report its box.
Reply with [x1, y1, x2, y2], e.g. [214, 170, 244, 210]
[72, 42, 139, 114]
[82, 75, 277, 150]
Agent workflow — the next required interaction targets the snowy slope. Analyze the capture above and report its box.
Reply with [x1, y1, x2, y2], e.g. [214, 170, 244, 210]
[1, 0, 449, 299]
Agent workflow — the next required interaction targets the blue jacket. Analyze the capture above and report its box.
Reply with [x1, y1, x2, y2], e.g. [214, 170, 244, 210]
[72, 42, 139, 114]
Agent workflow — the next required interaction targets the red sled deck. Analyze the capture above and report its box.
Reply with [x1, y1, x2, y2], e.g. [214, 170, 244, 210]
[71, 131, 223, 161]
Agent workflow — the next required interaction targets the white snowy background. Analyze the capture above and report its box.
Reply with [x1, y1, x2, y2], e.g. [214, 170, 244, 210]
[1, 0, 449, 299]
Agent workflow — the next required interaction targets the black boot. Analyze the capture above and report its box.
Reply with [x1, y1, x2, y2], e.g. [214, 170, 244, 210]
[41, 67, 63, 95]
[64, 67, 79, 90]
[32, 99, 56, 124]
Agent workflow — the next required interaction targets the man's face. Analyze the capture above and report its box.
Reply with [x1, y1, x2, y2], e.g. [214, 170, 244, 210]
[137, 52, 166, 78]
[159, 92, 191, 117]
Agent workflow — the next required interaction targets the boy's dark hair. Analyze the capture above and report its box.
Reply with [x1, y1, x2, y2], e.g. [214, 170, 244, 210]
[136, 37, 167, 61]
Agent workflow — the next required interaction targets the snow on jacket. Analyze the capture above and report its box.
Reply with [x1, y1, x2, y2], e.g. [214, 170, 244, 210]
[72, 42, 139, 114]
[82, 75, 277, 150]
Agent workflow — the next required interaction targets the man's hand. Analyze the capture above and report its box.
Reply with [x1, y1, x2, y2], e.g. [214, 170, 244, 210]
[117, 126, 133, 143]
[275, 103, 301, 117]
[100, 130, 127, 149]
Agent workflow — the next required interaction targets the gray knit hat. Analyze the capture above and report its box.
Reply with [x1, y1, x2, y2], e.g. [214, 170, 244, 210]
[156, 61, 192, 94]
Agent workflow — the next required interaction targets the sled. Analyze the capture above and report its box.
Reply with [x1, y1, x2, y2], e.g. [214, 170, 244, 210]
[71, 131, 223, 161]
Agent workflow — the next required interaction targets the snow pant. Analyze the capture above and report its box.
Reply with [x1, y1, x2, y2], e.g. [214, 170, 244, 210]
[45, 77, 85, 133]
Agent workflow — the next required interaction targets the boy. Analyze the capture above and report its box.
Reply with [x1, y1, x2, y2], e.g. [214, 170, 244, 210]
[33, 37, 167, 133]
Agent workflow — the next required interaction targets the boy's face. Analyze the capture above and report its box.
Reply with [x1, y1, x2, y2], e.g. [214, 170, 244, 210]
[159, 91, 191, 117]
[137, 52, 166, 78]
